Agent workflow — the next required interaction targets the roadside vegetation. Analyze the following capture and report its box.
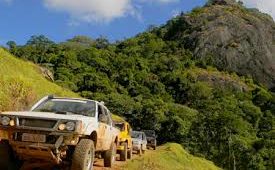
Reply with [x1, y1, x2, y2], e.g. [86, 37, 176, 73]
[124, 143, 220, 170]
[0, 48, 77, 111]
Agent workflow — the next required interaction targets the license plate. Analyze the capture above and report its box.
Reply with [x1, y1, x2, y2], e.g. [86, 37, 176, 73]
[22, 133, 46, 143]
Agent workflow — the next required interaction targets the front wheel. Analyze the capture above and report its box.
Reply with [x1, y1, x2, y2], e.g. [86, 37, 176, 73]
[142, 148, 145, 154]
[0, 140, 20, 170]
[71, 139, 95, 170]
[153, 141, 157, 150]
[137, 146, 142, 156]
[120, 142, 127, 161]
[0, 140, 12, 169]
[127, 146, 133, 159]
[104, 143, 116, 167]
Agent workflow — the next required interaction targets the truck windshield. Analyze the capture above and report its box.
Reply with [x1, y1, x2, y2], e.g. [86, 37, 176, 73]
[144, 130, 155, 137]
[114, 123, 125, 131]
[33, 99, 96, 117]
[131, 131, 142, 139]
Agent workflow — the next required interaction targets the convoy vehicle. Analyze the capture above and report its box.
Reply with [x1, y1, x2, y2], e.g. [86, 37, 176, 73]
[114, 121, 133, 161]
[0, 95, 120, 170]
[131, 131, 147, 155]
[143, 130, 157, 150]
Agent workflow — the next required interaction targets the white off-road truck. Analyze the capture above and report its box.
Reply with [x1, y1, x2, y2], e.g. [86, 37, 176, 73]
[0, 95, 120, 170]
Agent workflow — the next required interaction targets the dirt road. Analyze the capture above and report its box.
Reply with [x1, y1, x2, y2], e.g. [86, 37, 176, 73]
[93, 149, 154, 170]
[93, 152, 140, 170]
[93, 158, 123, 170]
[19, 150, 152, 170]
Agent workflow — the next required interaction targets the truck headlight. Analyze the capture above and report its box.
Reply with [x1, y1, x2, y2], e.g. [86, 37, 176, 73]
[1, 116, 10, 126]
[66, 122, 75, 131]
[9, 119, 15, 126]
[58, 123, 66, 130]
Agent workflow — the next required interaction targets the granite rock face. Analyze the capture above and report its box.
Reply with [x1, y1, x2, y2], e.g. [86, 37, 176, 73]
[165, 1, 275, 89]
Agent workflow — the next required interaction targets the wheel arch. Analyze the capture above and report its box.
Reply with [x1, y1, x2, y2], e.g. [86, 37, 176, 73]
[114, 136, 119, 145]
[90, 131, 97, 148]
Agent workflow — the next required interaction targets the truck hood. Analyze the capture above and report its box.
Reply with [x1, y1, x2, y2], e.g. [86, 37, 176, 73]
[146, 137, 156, 141]
[132, 138, 142, 143]
[0, 111, 93, 121]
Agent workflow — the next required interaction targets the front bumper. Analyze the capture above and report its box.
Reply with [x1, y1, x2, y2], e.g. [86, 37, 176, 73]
[10, 141, 59, 163]
[0, 128, 81, 163]
[0, 127, 81, 145]
[117, 145, 126, 151]
[146, 139, 156, 147]
[132, 144, 141, 151]
[147, 142, 156, 147]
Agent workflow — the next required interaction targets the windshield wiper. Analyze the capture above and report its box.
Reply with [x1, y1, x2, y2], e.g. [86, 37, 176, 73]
[34, 109, 53, 112]
[55, 111, 78, 115]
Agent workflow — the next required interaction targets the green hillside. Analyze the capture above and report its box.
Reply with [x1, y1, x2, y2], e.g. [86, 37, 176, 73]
[124, 143, 220, 170]
[0, 49, 220, 169]
[0, 48, 78, 111]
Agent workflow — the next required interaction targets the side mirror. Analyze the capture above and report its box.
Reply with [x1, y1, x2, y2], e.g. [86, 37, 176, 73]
[99, 114, 108, 123]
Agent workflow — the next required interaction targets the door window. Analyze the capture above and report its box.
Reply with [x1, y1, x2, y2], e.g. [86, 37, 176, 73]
[98, 105, 107, 123]
[104, 108, 112, 126]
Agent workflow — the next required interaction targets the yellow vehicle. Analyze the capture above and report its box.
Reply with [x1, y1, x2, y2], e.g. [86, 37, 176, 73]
[114, 121, 133, 161]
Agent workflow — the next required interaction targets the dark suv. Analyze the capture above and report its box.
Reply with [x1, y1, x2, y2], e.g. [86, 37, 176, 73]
[143, 130, 157, 150]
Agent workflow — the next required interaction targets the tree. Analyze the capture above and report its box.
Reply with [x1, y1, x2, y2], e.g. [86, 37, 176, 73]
[95, 36, 109, 49]
[6, 41, 17, 49]
[26, 35, 54, 46]
[67, 35, 95, 47]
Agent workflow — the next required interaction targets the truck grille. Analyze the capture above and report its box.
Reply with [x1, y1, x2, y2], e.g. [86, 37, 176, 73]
[18, 118, 57, 129]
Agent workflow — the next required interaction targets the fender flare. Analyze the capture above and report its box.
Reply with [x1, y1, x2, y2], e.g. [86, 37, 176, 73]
[90, 131, 97, 148]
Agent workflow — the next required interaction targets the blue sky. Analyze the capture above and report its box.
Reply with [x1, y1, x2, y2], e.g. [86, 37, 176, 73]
[0, 0, 206, 45]
[0, 0, 274, 45]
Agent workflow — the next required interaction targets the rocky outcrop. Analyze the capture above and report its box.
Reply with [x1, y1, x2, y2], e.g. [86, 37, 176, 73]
[209, 0, 238, 6]
[39, 66, 54, 82]
[165, 1, 275, 89]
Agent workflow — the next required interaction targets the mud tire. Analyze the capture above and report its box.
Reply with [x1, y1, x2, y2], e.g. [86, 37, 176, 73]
[120, 142, 127, 161]
[137, 147, 142, 156]
[71, 139, 95, 170]
[127, 145, 133, 159]
[104, 143, 116, 167]
[0, 140, 21, 170]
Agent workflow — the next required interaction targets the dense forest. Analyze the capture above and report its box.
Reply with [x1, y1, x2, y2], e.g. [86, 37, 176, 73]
[3, 1, 275, 169]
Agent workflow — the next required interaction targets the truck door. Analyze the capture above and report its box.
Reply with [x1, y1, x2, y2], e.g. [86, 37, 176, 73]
[97, 104, 108, 150]
[103, 108, 113, 149]
[142, 133, 147, 150]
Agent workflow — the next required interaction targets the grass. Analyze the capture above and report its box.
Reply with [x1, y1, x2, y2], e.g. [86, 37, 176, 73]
[0, 48, 78, 111]
[123, 143, 221, 170]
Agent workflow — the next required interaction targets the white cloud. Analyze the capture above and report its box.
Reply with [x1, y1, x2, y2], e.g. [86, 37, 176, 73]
[241, 0, 275, 19]
[43, 0, 179, 24]
[43, 0, 135, 23]
[1, 0, 13, 4]
[137, 0, 179, 4]
[156, 0, 179, 3]
[171, 9, 180, 18]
